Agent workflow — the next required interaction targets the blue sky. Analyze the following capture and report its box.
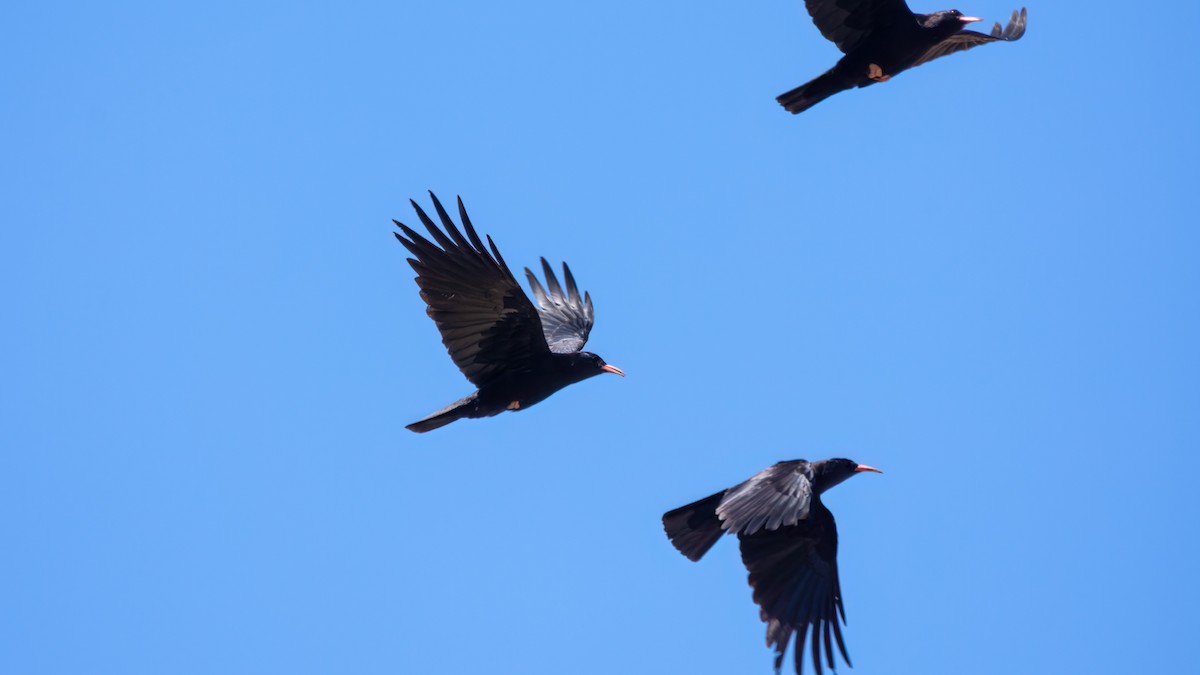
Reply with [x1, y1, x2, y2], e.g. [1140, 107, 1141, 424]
[3, 2, 1198, 674]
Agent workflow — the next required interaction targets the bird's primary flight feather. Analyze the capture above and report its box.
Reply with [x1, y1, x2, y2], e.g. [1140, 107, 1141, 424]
[524, 258, 594, 354]
[394, 195, 549, 389]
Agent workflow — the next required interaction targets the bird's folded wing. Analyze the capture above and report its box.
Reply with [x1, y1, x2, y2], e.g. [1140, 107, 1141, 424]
[717, 462, 814, 535]
[804, 0, 916, 54]
[394, 193, 551, 388]
[739, 504, 849, 675]
[525, 258, 594, 354]
[911, 7, 1026, 69]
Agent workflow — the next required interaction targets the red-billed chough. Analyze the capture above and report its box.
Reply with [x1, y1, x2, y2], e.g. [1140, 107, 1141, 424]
[663, 458, 882, 675]
[778, 2, 1027, 114]
[394, 193, 623, 433]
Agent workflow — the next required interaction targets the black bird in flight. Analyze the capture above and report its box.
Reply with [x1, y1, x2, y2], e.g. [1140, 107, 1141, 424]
[777, 2, 1027, 114]
[663, 458, 882, 675]
[393, 193, 624, 433]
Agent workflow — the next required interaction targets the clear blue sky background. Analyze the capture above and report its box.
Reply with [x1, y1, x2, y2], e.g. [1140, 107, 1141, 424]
[3, 2, 1198, 674]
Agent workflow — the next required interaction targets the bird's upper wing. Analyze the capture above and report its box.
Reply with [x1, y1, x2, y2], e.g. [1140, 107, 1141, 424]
[524, 258, 594, 354]
[739, 502, 849, 675]
[804, 0, 916, 54]
[717, 461, 814, 536]
[910, 7, 1027, 69]
[394, 193, 551, 388]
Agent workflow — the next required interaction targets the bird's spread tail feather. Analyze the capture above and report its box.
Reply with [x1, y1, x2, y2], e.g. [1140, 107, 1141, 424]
[662, 490, 727, 561]
[776, 69, 851, 115]
[406, 393, 479, 433]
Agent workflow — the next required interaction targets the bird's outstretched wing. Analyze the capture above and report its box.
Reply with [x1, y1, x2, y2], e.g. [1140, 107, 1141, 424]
[804, 0, 916, 54]
[911, 7, 1026, 69]
[394, 193, 551, 388]
[717, 461, 814, 535]
[524, 258, 594, 354]
[739, 501, 848, 675]
[662, 461, 814, 563]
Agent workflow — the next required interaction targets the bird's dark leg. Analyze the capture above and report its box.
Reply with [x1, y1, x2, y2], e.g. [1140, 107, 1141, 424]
[867, 63, 891, 82]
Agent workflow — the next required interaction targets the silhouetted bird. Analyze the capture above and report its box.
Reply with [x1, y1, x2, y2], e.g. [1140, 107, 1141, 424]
[393, 193, 624, 433]
[778, 3, 1027, 114]
[663, 459, 882, 675]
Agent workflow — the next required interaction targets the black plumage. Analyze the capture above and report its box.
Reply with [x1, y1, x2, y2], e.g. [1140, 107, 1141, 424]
[663, 459, 882, 675]
[777, 2, 1027, 114]
[393, 193, 623, 433]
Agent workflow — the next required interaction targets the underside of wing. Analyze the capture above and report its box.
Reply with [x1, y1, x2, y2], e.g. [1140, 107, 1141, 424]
[804, 0, 915, 54]
[739, 504, 848, 675]
[524, 258, 595, 354]
[912, 7, 1027, 69]
[394, 193, 550, 388]
[717, 461, 814, 536]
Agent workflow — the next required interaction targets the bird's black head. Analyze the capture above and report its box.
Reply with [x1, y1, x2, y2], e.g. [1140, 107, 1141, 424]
[922, 9, 982, 36]
[813, 458, 883, 493]
[566, 351, 625, 382]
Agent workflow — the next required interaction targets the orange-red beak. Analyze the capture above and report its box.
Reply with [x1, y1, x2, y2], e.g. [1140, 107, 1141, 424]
[601, 364, 625, 377]
[959, 16, 982, 23]
[854, 464, 883, 474]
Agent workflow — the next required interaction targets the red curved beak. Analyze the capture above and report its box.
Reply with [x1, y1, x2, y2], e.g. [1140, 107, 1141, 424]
[854, 464, 883, 474]
[959, 16, 982, 23]
[601, 364, 625, 377]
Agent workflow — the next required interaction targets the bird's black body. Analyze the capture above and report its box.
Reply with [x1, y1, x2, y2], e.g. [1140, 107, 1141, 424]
[394, 193, 623, 433]
[778, 2, 1027, 114]
[663, 458, 881, 675]
[408, 351, 614, 433]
